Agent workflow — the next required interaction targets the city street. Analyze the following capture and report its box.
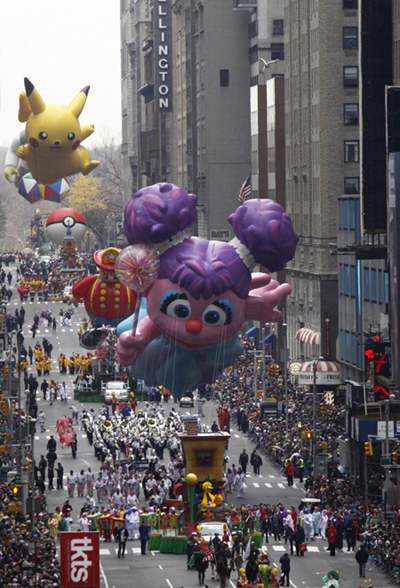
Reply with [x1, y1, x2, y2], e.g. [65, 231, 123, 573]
[7, 264, 386, 588]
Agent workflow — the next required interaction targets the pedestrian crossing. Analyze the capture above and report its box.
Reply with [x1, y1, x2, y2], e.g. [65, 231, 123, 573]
[99, 547, 160, 556]
[242, 475, 300, 491]
[264, 544, 356, 555]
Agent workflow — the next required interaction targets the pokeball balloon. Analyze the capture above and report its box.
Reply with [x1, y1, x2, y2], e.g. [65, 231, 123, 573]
[46, 208, 87, 246]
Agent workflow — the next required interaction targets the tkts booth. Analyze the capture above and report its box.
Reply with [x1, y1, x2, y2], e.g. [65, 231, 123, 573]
[61, 532, 99, 588]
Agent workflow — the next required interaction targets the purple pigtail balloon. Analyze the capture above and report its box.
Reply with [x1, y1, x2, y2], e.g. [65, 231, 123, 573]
[124, 183, 197, 244]
[228, 199, 299, 273]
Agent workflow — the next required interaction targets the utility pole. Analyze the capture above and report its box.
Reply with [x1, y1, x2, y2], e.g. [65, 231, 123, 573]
[283, 322, 288, 436]
[312, 359, 318, 476]
[262, 327, 266, 399]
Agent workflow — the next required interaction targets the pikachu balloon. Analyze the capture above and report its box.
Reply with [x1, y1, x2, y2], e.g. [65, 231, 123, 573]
[16, 78, 100, 185]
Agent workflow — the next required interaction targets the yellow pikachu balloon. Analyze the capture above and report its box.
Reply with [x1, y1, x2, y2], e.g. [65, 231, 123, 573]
[16, 77, 100, 185]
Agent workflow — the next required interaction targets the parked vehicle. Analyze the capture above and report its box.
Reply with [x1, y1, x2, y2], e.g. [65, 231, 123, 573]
[103, 381, 129, 403]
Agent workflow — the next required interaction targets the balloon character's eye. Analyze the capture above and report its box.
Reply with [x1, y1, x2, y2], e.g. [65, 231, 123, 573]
[202, 300, 234, 326]
[39, 132, 48, 140]
[68, 133, 75, 141]
[160, 290, 191, 321]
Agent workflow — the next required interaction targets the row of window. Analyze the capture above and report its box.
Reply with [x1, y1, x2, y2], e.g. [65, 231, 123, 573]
[339, 330, 362, 367]
[343, 0, 358, 8]
[338, 198, 360, 231]
[339, 263, 389, 303]
[364, 268, 389, 303]
[343, 27, 358, 50]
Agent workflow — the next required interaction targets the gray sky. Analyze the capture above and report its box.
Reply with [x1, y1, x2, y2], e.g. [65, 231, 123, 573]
[0, 0, 121, 149]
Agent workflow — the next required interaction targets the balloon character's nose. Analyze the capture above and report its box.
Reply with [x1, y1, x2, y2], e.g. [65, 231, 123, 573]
[185, 319, 203, 334]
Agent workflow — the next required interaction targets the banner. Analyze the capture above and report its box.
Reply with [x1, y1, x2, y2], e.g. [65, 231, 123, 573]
[61, 532, 99, 588]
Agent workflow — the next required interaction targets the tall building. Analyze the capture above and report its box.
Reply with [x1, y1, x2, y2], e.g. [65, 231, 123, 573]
[284, 0, 360, 364]
[171, 0, 251, 240]
[120, 0, 152, 203]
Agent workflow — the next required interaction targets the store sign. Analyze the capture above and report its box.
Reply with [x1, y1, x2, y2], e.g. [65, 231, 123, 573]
[61, 532, 99, 588]
[154, 0, 173, 112]
[298, 371, 341, 386]
[210, 229, 232, 241]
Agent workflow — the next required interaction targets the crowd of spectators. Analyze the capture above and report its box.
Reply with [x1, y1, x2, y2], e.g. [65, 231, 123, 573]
[211, 343, 400, 585]
[0, 482, 60, 588]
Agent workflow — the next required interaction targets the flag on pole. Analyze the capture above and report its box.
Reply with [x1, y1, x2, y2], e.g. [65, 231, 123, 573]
[203, 538, 215, 562]
[238, 174, 251, 204]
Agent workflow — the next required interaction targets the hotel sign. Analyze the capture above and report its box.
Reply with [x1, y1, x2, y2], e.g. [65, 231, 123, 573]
[154, 0, 173, 112]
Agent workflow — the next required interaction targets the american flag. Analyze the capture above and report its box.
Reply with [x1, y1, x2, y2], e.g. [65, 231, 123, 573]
[238, 174, 251, 204]
[203, 539, 215, 562]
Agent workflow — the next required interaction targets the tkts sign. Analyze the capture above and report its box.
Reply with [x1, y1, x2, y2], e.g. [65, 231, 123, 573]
[61, 532, 99, 588]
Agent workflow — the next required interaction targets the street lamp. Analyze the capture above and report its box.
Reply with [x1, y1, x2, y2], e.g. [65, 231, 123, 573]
[282, 322, 288, 436]
[312, 356, 324, 477]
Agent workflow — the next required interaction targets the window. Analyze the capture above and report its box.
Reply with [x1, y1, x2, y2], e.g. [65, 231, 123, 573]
[271, 43, 284, 61]
[378, 270, 383, 303]
[249, 45, 258, 64]
[273, 20, 284, 35]
[220, 70, 229, 87]
[343, 199, 349, 229]
[350, 266, 356, 297]
[384, 272, 389, 303]
[345, 177, 360, 194]
[344, 104, 359, 125]
[351, 334, 358, 365]
[344, 265, 350, 296]
[343, 0, 358, 8]
[345, 140, 359, 162]
[344, 66, 359, 87]
[338, 200, 343, 229]
[340, 330, 345, 360]
[343, 27, 358, 50]
[345, 332, 351, 361]
[371, 268, 377, 302]
[248, 21, 257, 39]
[349, 199, 356, 230]
[364, 267, 370, 300]
[339, 264, 344, 295]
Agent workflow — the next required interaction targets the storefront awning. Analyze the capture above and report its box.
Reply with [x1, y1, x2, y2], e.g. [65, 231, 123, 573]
[296, 327, 320, 345]
[298, 360, 341, 386]
[245, 326, 258, 338]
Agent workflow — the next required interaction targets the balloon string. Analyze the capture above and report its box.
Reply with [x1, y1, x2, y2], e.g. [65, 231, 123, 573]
[131, 292, 143, 337]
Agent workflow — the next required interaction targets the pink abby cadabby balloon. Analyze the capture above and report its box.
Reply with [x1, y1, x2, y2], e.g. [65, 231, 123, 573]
[116, 183, 298, 398]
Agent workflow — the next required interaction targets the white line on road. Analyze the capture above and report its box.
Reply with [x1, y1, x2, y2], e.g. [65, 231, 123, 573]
[269, 475, 275, 478]
[253, 483, 260, 488]
[100, 561, 110, 588]
[277, 483, 285, 489]
[80, 459, 90, 465]
[230, 581, 236, 588]
[293, 484, 298, 489]
[166, 579, 174, 588]
[100, 548, 111, 555]
[234, 434, 240, 438]
[265, 483, 272, 488]
[159, 565, 163, 569]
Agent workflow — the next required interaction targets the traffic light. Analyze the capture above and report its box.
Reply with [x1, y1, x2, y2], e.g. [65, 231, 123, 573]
[269, 365, 274, 377]
[364, 441, 373, 456]
[392, 450, 398, 465]
[12, 485, 22, 500]
[302, 431, 312, 441]
[365, 338, 391, 401]
[275, 365, 280, 377]
[320, 402, 327, 415]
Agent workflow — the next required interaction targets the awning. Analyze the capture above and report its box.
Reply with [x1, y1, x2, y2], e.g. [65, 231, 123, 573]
[298, 360, 341, 385]
[245, 326, 258, 338]
[296, 327, 320, 345]
[264, 333, 276, 345]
